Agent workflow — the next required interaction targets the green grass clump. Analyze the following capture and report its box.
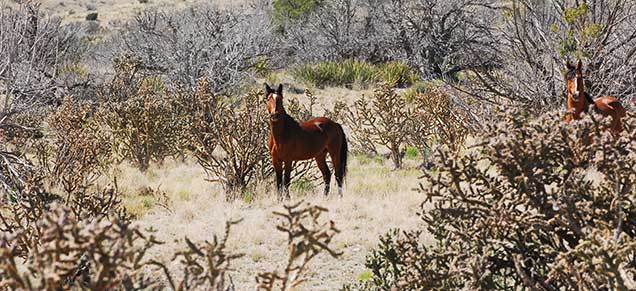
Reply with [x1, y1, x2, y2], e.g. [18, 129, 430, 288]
[293, 59, 419, 89]
[291, 177, 316, 194]
[358, 271, 373, 281]
[405, 146, 419, 159]
[376, 61, 419, 88]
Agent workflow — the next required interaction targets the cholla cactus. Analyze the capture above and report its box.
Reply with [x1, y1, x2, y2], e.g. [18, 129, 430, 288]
[354, 110, 636, 290]
[153, 220, 244, 291]
[35, 97, 112, 197]
[345, 85, 414, 168]
[99, 56, 189, 172]
[0, 204, 158, 290]
[186, 85, 270, 198]
[409, 87, 471, 157]
[257, 201, 341, 291]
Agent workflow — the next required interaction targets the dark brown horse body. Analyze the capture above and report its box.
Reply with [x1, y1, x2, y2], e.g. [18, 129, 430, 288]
[565, 60, 626, 132]
[266, 84, 348, 198]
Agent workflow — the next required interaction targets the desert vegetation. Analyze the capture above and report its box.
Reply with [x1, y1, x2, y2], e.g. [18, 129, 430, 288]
[1, 0, 636, 290]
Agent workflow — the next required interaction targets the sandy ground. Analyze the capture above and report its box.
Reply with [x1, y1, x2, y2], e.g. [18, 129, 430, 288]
[37, 0, 250, 25]
[113, 155, 426, 290]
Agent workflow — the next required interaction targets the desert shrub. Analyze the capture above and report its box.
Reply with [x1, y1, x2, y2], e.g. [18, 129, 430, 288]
[346, 110, 636, 290]
[35, 97, 112, 196]
[468, 0, 636, 108]
[345, 85, 414, 169]
[99, 56, 188, 171]
[292, 59, 418, 89]
[0, 204, 159, 290]
[257, 201, 341, 290]
[322, 98, 347, 125]
[0, 2, 87, 115]
[110, 5, 277, 92]
[0, 111, 39, 199]
[370, 0, 498, 79]
[409, 87, 472, 158]
[183, 81, 270, 198]
[282, 0, 375, 62]
[0, 176, 129, 255]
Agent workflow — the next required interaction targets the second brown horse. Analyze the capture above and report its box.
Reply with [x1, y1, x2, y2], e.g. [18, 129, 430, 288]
[265, 84, 348, 198]
[565, 60, 626, 132]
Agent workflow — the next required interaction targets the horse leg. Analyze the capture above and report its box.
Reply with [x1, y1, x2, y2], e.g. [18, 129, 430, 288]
[273, 159, 283, 199]
[315, 151, 331, 196]
[327, 147, 344, 197]
[283, 160, 292, 199]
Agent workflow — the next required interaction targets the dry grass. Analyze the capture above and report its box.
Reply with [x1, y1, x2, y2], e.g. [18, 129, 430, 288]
[113, 155, 425, 290]
[103, 81, 425, 289]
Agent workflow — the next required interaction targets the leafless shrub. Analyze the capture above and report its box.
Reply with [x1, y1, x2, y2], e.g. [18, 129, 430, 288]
[0, 147, 34, 201]
[350, 110, 636, 290]
[371, 0, 499, 78]
[99, 55, 188, 171]
[34, 97, 111, 196]
[283, 0, 381, 62]
[0, 1, 86, 200]
[345, 85, 413, 168]
[0, 204, 160, 290]
[468, 0, 636, 109]
[257, 201, 341, 291]
[109, 5, 278, 92]
[0, 1, 87, 117]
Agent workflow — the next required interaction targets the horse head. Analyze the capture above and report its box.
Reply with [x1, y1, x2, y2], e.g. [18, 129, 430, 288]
[265, 83, 285, 122]
[565, 59, 587, 103]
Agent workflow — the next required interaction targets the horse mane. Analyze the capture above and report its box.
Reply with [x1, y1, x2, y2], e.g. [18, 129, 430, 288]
[282, 113, 300, 127]
[583, 91, 595, 105]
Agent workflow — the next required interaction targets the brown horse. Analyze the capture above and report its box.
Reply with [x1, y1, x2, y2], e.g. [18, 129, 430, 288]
[565, 60, 626, 132]
[265, 83, 348, 198]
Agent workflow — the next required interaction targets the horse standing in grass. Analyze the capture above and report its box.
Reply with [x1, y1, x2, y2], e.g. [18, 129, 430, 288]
[565, 60, 626, 132]
[265, 83, 348, 198]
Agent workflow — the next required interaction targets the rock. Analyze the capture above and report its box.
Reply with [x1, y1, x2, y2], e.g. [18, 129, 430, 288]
[86, 12, 98, 21]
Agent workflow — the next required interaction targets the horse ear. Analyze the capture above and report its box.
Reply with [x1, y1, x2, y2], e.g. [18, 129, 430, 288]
[565, 60, 574, 70]
[265, 83, 273, 94]
[576, 59, 583, 71]
[277, 84, 283, 95]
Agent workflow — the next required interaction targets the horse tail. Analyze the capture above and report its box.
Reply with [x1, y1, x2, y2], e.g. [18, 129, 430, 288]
[338, 124, 348, 180]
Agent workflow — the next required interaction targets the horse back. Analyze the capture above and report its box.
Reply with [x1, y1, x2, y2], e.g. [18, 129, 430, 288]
[298, 116, 340, 134]
[593, 96, 625, 117]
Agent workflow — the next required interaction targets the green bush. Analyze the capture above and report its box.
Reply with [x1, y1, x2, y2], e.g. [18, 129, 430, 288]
[292, 59, 376, 88]
[404, 146, 418, 159]
[376, 61, 419, 88]
[292, 59, 419, 89]
[273, 0, 323, 23]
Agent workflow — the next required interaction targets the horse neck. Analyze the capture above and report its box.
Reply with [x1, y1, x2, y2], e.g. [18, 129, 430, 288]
[270, 113, 295, 143]
[568, 92, 590, 118]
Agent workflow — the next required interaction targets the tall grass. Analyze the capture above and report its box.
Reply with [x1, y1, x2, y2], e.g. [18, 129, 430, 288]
[293, 59, 419, 89]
